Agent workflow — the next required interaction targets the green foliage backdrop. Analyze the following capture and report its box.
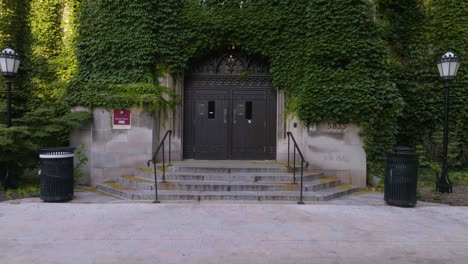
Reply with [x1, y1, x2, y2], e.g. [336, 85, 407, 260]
[0, 0, 91, 185]
[377, 0, 468, 169]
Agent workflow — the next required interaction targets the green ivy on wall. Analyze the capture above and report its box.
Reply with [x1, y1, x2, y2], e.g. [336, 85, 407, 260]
[66, 80, 178, 112]
[29, 0, 69, 107]
[72, 0, 178, 111]
[426, 0, 468, 168]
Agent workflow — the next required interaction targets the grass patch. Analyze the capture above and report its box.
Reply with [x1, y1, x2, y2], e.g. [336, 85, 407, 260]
[335, 184, 353, 190]
[250, 161, 288, 166]
[0, 183, 40, 202]
[137, 169, 154, 173]
[75, 186, 97, 193]
[96, 190, 124, 199]
[103, 181, 137, 190]
[305, 171, 322, 174]
[351, 188, 382, 196]
[0, 169, 40, 202]
[418, 168, 468, 186]
[319, 177, 339, 184]
[121, 175, 153, 182]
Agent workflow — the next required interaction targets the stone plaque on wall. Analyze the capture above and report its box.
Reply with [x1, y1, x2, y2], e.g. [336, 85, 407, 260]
[317, 121, 349, 133]
[113, 109, 131, 129]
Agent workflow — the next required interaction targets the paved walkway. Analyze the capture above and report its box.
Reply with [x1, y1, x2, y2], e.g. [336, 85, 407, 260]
[1, 194, 467, 264]
[4, 190, 450, 206]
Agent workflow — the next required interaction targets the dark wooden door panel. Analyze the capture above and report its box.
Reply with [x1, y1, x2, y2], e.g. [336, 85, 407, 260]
[231, 90, 269, 159]
[193, 90, 229, 160]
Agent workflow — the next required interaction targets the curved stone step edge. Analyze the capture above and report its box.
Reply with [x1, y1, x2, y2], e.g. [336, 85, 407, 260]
[116, 176, 341, 192]
[96, 183, 360, 202]
[97, 183, 141, 200]
[312, 185, 361, 201]
[135, 170, 324, 182]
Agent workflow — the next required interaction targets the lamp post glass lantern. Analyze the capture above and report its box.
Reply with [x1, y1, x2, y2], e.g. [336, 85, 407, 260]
[437, 50, 461, 81]
[0, 46, 21, 189]
[435, 48, 461, 194]
[0, 48, 21, 78]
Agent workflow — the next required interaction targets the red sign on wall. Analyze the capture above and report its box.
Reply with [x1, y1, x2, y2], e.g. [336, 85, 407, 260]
[113, 109, 131, 129]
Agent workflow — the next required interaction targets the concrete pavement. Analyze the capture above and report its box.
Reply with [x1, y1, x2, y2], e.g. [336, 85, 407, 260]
[0, 200, 467, 264]
[3, 190, 447, 206]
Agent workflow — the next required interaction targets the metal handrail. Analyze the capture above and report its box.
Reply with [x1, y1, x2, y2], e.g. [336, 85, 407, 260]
[287, 131, 309, 204]
[147, 130, 172, 203]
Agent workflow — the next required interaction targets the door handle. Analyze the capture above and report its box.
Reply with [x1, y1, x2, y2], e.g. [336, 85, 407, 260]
[233, 108, 237, 124]
[224, 109, 227, 124]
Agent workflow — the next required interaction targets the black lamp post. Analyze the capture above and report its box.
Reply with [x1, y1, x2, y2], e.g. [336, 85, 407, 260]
[435, 48, 461, 193]
[0, 46, 21, 189]
[0, 47, 21, 127]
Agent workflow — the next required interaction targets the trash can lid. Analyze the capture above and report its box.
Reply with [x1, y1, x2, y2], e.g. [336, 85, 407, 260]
[40, 153, 74, 158]
[39, 147, 75, 158]
[393, 146, 414, 153]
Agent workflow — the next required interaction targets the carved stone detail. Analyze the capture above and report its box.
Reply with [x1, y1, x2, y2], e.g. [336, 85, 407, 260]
[187, 51, 270, 84]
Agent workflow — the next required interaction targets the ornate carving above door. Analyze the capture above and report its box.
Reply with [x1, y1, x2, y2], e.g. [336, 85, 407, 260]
[188, 51, 269, 76]
[186, 50, 271, 88]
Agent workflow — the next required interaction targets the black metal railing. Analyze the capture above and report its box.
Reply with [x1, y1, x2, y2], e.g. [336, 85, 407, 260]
[287, 132, 309, 204]
[147, 130, 172, 203]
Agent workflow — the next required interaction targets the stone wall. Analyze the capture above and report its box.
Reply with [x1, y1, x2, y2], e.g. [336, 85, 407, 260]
[305, 121, 366, 187]
[70, 107, 154, 185]
[276, 120, 367, 188]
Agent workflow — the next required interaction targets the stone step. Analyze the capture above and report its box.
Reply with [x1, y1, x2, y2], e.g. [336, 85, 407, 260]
[116, 175, 341, 192]
[136, 169, 324, 182]
[158, 164, 304, 174]
[97, 182, 359, 202]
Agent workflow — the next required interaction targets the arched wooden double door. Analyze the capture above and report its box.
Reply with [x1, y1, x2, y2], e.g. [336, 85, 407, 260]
[183, 51, 276, 160]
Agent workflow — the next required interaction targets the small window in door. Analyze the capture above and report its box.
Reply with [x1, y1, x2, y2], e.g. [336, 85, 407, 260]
[208, 101, 215, 119]
[245, 101, 252, 120]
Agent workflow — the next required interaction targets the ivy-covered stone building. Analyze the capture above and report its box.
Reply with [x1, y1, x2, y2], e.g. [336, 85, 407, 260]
[69, 0, 376, 189]
[1, 0, 466, 199]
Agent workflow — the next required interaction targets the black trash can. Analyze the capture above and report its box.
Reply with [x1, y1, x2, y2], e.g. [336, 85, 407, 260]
[39, 147, 75, 202]
[384, 146, 419, 207]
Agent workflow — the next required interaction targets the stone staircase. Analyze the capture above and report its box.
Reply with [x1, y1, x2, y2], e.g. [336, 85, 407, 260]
[97, 161, 360, 202]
